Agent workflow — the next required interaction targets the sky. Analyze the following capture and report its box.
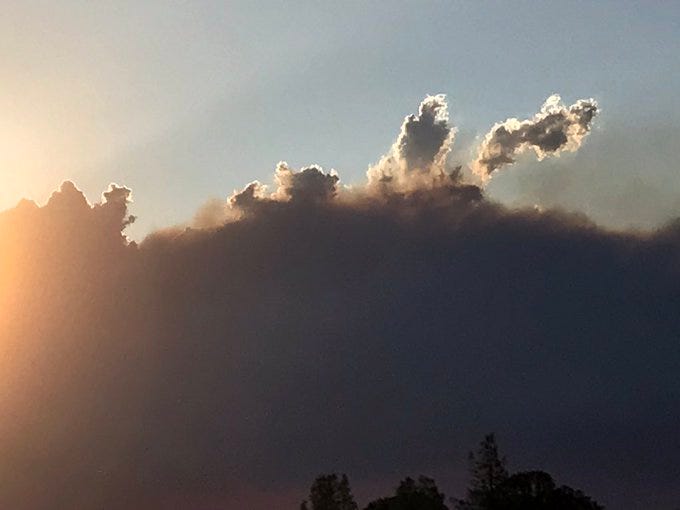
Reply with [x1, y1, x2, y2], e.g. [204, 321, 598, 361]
[1, 1, 679, 237]
[1, 2, 680, 510]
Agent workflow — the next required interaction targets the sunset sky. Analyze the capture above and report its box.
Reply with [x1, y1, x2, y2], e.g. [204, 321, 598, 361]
[2, 1, 678, 236]
[1, 3, 679, 510]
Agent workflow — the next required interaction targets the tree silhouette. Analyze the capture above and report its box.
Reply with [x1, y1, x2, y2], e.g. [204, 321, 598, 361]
[492, 470, 604, 509]
[455, 435, 604, 510]
[300, 435, 604, 510]
[364, 475, 448, 510]
[455, 433, 508, 510]
[301, 473, 358, 510]
[494, 470, 554, 508]
[549, 483, 604, 510]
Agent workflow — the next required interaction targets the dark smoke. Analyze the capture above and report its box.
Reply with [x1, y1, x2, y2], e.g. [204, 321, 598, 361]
[0, 96, 678, 510]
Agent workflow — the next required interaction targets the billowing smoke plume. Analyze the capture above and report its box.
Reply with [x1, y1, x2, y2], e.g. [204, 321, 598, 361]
[367, 94, 457, 190]
[472, 95, 598, 180]
[0, 93, 678, 510]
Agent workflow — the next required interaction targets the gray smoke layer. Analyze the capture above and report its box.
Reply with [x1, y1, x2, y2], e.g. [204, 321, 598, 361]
[473, 95, 598, 180]
[1, 173, 679, 510]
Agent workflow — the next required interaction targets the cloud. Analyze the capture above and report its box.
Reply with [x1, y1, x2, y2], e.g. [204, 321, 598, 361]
[228, 180, 268, 212]
[225, 163, 340, 220]
[98, 183, 136, 230]
[272, 162, 340, 203]
[45, 180, 91, 215]
[485, 119, 680, 230]
[0, 94, 678, 510]
[473, 95, 598, 180]
[396, 94, 452, 171]
[367, 95, 457, 191]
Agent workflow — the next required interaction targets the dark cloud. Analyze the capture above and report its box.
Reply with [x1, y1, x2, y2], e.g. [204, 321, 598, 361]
[45, 180, 91, 216]
[397, 94, 452, 170]
[228, 180, 267, 214]
[0, 95, 677, 510]
[225, 163, 340, 219]
[473, 95, 598, 179]
[98, 183, 136, 231]
[273, 162, 340, 203]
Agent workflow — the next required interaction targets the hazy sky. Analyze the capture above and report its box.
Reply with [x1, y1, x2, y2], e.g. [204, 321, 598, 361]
[1, 1, 679, 237]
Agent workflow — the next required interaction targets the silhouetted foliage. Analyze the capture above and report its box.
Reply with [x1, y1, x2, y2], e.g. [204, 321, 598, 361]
[549, 484, 604, 510]
[301, 473, 358, 510]
[455, 436, 604, 510]
[364, 476, 448, 510]
[455, 434, 508, 510]
[494, 470, 554, 508]
[301, 435, 605, 510]
[496, 471, 603, 509]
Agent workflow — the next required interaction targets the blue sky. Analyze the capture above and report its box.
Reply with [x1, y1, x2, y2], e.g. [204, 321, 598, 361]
[1, 1, 678, 237]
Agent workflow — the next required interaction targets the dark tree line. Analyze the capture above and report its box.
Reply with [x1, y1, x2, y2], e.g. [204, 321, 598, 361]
[301, 435, 603, 510]
[365, 476, 448, 510]
[453, 434, 603, 510]
[300, 474, 358, 510]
